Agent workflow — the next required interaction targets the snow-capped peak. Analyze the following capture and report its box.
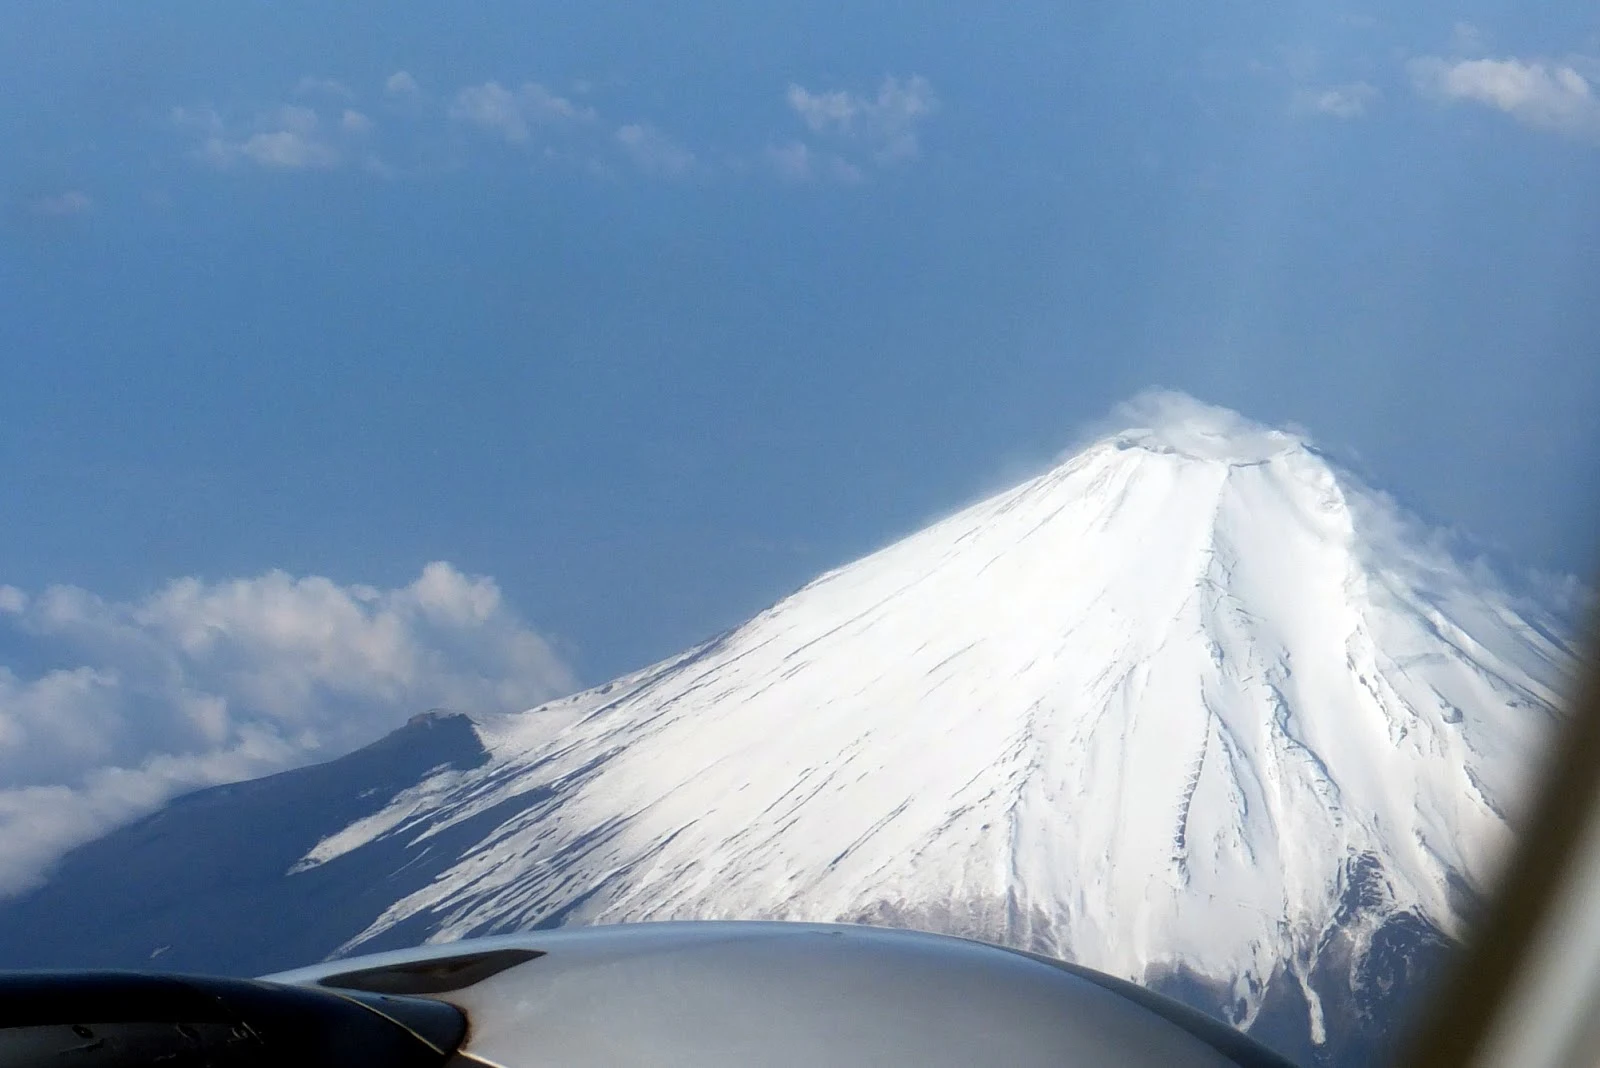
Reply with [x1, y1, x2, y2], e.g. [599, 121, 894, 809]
[1106, 392, 1307, 465]
[284, 397, 1574, 1058]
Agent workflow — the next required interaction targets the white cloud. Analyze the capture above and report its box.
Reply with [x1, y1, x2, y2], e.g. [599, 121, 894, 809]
[450, 80, 594, 143]
[174, 101, 392, 171]
[786, 75, 938, 163]
[615, 123, 696, 177]
[172, 75, 611, 178]
[188, 105, 345, 170]
[30, 191, 93, 216]
[766, 140, 863, 184]
[451, 83, 523, 140]
[0, 562, 576, 895]
[385, 71, 421, 97]
[175, 73, 951, 185]
[1293, 81, 1379, 119]
[1410, 55, 1600, 138]
[219, 130, 341, 169]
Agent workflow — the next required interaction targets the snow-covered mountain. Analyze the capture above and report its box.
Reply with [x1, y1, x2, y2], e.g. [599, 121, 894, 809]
[0, 398, 1578, 1066]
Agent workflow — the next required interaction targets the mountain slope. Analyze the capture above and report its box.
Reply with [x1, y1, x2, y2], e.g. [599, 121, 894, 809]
[0, 400, 1577, 1065]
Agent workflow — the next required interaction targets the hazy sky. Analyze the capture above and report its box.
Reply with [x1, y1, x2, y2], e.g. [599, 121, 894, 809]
[1, 2, 1599, 885]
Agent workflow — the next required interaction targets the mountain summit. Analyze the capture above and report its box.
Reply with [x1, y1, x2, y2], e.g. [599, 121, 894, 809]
[0, 396, 1577, 1066]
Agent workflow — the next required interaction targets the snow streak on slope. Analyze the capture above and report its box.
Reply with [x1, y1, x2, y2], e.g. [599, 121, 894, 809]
[297, 399, 1574, 1042]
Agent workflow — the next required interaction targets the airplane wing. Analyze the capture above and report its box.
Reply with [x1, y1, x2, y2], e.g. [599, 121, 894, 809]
[1, 921, 1296, 1067]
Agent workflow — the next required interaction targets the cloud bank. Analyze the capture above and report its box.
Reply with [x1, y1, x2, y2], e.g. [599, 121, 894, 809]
[169, 71, 940, 185]
[1410, 55, 1600, 139]
[0, 562, 576, 895]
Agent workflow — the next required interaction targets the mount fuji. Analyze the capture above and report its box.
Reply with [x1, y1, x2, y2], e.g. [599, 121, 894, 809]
[0, 396, 1579, 1066]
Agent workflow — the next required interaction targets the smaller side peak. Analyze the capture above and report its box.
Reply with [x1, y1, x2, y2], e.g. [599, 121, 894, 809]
[1099, 391, 1308, 466]
[406, 708, 471, 729]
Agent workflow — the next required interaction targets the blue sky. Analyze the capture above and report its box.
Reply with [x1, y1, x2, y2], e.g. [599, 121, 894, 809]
[1, 2, 1599, 884]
